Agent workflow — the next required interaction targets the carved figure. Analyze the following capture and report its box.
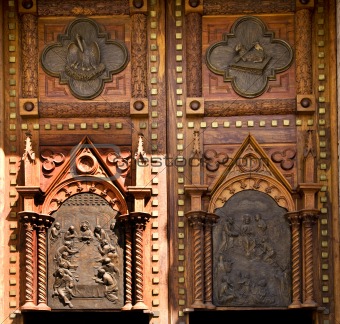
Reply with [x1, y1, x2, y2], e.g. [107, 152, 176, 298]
[65, 33, 105, 80]
[94, 225, 109, 242]
[95, 268, 118, 302]
[64, 225, 78, 243]
[79, 221, 93, 243]
[218, 275, 235, 303]
[219, 216, 239, 252]
[98, 239, 116, 257]
[52, 268, 75, 308]
[240, 214, 256, 257]
[50, 222, 61, 242]
[56, 240, 79, 263]
[99, 257, 120, 277]
[235, 42, 265, 63]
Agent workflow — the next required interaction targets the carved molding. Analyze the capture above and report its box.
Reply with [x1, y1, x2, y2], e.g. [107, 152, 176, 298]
[203, 0, 295, 15]
[41, 18, 129, 100]
[206, 16, 294, 98]
[21, 14, 38, 98]
[295, 9, 312, 95]
[131, 14, 147, 98]
[204, 99, 296, 117]
[42, 178, 128, 215]
[37, 0, 129, 16]
[186, 12, 202, 98]
[209, 174, 295, 212]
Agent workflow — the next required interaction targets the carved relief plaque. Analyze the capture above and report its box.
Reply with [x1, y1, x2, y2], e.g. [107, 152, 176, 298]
[205, 16, 293, 98]
[213, 190, 291, 307]
[47, 193, 124, 309]
[41, 18, 129, 100]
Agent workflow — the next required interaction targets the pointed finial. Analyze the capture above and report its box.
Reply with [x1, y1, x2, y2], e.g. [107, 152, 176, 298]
[135, 133, 147, 163]
[22, 130, 36, 162]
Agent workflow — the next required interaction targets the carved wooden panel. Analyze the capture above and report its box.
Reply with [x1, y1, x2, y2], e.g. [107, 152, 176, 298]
[47, 193, 124, 309]
[38, 16, 131, 102]
[213, 190, 291, 307]
[203, 14, 295, 102]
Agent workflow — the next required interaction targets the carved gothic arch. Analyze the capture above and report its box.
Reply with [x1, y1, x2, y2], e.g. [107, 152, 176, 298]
[208, 173, 295, 213]
[41, 177, 128, 215]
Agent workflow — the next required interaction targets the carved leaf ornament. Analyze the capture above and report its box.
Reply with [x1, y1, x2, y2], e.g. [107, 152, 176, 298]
[41, 18, 129, 100]
[206, 16, 293, 98]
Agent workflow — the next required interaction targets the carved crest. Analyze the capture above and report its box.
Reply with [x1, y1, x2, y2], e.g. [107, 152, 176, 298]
[206, 16, 293, 98]
[41, 18, 129, 100]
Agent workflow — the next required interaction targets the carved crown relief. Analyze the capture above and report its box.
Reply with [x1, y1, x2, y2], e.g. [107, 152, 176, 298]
[205, 16, 293, 98]
[41, 18, 129, 100]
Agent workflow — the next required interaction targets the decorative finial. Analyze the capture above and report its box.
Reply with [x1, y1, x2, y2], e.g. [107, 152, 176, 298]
[135, 134, 147, 164]
[22, 130, 36, 162]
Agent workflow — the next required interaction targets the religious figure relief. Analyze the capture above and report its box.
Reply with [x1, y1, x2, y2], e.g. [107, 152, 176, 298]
[213, 190, 291, 307]
[79, 221, 93, 243]
[206, 16, 293, 98]
[47, 193, 124, 309]
[65, 34, 105, 81]
[49, 222, 61, 243]
[41, 18, 129, 100]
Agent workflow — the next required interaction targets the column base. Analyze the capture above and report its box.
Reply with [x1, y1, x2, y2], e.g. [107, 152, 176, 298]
[302, 300, 318, 308]
[190, 301, 205, 309]
[204, 302, 216, 309]
[132, 301, 148, 310]
[36, 303, 51, 311]
[121, 302, 133, 311]
[288, 300, 302, 309]
[21, 301, 37, 311]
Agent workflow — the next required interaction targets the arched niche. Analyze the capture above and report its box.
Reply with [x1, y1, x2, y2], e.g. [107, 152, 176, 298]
[213, 190, 291, 307]
[47, 192, 124, 309]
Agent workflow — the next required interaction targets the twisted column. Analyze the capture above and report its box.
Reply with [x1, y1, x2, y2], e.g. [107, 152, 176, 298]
[21, 221, 36, 310]
[186, 211, 205, 308]
[301, 210, 319, 307]
[204, 213, 219, 309]
[36, 214, 53, 310]
[119, 214, 133, 310]
[130, 212, 150, 310]
[286, 211, 302, 308]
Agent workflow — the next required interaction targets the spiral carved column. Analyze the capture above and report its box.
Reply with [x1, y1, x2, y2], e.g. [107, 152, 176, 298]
[130, 212, 150, 310]
[21, 220, 37, 310]
[186, 211, 205, 308]
[36, 214, 53, 310]
[204, 213, 219, 309]
[301, 210, 319, 307]
[286, 211, 302, 308]
[119, 214, 133, 310]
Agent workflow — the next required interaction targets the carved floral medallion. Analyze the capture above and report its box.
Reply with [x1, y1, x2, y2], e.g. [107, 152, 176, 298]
[41, 18, 129, 100]
[206, 16, 293, 98]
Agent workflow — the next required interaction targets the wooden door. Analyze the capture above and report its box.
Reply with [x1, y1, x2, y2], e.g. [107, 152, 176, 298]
[0, 0, 338, 324]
